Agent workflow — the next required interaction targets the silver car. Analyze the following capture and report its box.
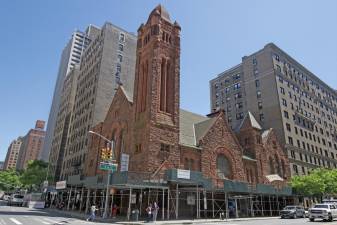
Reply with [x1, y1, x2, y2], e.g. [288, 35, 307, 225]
[280, 205, 305, 219]
[8, 194, 24, 206]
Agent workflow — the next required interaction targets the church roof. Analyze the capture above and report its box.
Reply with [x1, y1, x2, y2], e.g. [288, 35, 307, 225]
[120, 86, 133, 103]
[237, 111, 262, 131]
[179, 109, 211, 147]
[261, 128, 273, 143]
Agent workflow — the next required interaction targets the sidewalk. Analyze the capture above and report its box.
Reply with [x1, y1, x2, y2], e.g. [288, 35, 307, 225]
[45, 208, 279, 224]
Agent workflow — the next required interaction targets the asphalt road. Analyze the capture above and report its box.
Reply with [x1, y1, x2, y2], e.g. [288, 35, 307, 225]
[2, 200, 337, 225]
[0, 200, 96, 225]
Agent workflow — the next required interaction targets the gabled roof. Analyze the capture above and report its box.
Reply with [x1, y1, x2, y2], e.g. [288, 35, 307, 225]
[237, 111, 262, 131]
[120, 86, 133, 103]
[194, 118, 217, 144]
[179, 109, 211, 147]
[262, 128, 273, 144]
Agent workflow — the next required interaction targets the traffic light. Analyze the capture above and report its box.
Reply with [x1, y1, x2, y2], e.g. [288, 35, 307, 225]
[100, 147, 113, 161]
[101, 148, 107, 160]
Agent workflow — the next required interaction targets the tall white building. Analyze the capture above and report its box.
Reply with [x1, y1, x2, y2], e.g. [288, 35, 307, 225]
[41, 25, 100, 161]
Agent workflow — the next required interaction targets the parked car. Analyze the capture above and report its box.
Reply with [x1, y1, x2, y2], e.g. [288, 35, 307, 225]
[7, 194, 24, 206]
[309, 203, 337, 222]
[280, 205, 305, 218]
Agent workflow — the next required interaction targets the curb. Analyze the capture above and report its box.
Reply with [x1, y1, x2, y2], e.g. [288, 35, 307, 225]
[44, 209, 280, 224]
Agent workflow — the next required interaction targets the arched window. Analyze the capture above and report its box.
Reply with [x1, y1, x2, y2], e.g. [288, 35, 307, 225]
[159, 58, 174, 113]
[275, 154, 281, 176]
[216, 154, 232, 179]
[160, 58, 166, 111]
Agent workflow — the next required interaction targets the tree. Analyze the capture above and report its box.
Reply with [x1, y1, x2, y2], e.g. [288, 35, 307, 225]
[0, 169, 22, 191]
[19, 160, 49, 191]
[290, 168, 337, 198]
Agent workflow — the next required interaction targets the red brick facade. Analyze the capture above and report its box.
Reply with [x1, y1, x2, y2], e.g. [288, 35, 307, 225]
[84, 5, 290, 188]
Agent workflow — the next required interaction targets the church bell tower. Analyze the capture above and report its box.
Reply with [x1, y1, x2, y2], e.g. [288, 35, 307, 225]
[132, 5, 181, 173]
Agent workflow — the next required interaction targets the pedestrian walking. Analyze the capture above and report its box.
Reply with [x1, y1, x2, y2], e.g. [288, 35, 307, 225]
[146, 203, 153, 222]
[152, 202, 159, 221]
[86, 204, 98, 221]
[111, 204, 118, 218]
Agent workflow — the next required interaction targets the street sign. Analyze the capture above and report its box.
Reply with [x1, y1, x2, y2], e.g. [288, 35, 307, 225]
[177, 169, 190, 179]
[99, 162, 118, 171]
[56, 180, 67, 190]
[120, 153, 129, 172]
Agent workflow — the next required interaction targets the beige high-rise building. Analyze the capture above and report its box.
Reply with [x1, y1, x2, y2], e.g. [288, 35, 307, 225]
[49, 66, 79, 182]
[42, 25, 100, 162]
[210, 43, 337, 176]
[59, 23, 137, 180]
[4, 137, 23, 170]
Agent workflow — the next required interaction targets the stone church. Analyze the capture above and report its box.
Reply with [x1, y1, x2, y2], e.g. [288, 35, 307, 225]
[80, 5, 292, 219]
[84, 5, 290, 186]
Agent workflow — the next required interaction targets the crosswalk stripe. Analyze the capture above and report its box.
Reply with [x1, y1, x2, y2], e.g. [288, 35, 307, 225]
[0, 218, 6, 225]
[33, 218, 50, 224]
[9, 218, 22, 225]
[42, 218, 59, 224]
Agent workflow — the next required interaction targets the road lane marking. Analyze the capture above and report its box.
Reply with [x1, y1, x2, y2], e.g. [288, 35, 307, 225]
[0, 218, 6, 225]
[9, 218, 21, 225]
[33, 218, 50, 224]
[43, 218, 59, 223]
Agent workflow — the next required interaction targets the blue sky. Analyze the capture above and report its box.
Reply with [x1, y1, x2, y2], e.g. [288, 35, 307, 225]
[0, 0, 336, 160]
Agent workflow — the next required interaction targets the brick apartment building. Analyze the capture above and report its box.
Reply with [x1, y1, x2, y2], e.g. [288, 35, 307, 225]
[3, 137, 23, 170]
[210, 43, 337, 176]
[16, 120, 46, 170]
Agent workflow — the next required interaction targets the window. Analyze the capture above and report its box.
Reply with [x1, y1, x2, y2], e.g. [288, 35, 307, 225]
[288, 136, 293, 145]
[233, 73, 240, 80]
[160, 143, 170, 152]
[276, 65, 281, 72]
[116, 64, 122, 73]
[286, 123, 291, 132]
[234, 92, 242, 99]
[119, 33, 125, 42]
[290, 150, 296, 159]
[235, 102, 243, 109]
[293, 164, 298, 174]
[256, 90, 261, 99]
[253, 58, 257, 65]
[135, 144, 142, 153]
[236, 112, 244, 120]
[280, 87, 285, 94]
[118, 44, 124, 51]
[118, 54, 123, 62]
[282, 98, 287, 107]
[275, 54, 280, 61]
[255, 80, 260, 88]
[216, 154, 232, 179]
[258, 101, 263, 110]
[259, 113, 264, 122]
[284, 110, 289, 119]
[233, 83, 241, 90]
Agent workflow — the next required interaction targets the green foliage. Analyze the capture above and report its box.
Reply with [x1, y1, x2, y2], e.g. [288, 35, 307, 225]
[0, 169, 22, 191]
[19, 160, 49, 191]
[290, 168, 337, 197]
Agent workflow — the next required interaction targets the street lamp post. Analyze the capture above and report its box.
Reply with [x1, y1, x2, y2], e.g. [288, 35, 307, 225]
[88, 130, 116, 219]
